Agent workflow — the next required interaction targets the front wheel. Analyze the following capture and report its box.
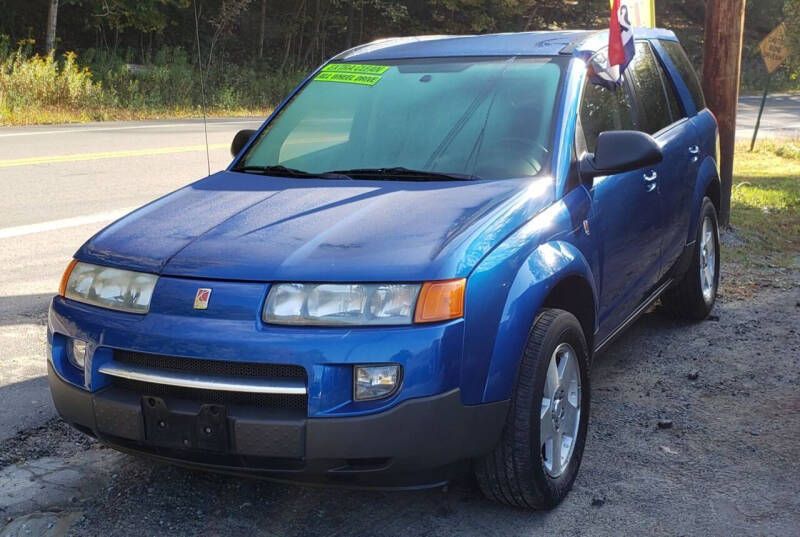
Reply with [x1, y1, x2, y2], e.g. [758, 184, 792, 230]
[662, 197, 720, 320]
[475, 309, 590, 509]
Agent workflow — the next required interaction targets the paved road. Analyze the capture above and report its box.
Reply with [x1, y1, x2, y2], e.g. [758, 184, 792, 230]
[0, 117, 262, 441]
[736, 92, 800, 141]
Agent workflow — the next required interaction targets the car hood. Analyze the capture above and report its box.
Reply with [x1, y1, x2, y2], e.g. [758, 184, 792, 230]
[77, 171, 555, 282]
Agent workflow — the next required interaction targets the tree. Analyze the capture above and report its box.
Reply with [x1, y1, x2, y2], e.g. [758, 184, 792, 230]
[785, 0, 800, 76]
[207, 0, 254, 68]
[46, 0, 59, 54]
[258, 0, 267, 59]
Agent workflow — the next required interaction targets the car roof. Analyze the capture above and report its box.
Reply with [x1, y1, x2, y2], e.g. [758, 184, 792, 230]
[337, 28, 678, 62]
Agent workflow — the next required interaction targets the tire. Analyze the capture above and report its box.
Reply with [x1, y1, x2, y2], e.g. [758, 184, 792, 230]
[662, 197, 720, 320]
[475, 309, 590, 509]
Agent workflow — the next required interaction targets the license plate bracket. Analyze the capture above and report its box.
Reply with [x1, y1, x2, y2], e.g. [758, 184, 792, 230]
[142, 396, 228, 452]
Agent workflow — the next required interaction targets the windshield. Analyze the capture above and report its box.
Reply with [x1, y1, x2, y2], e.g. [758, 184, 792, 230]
[240, 57, 566, 180]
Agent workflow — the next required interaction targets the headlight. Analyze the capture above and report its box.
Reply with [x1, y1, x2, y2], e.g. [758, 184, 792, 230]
[59, 261, 158, 314]
[263, 283, 420, 326]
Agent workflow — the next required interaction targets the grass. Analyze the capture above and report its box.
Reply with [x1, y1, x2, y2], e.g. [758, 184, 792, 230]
[728, 139, 800, 265]
[3, 104, 273, 126]
[723, 139, 800, 297]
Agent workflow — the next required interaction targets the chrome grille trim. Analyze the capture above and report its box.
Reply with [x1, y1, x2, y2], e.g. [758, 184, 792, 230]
[98, 362, 307, 395]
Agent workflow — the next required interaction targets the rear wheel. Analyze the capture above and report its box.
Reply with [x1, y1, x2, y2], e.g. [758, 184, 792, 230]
[662, 197, 720, 320]
[475, 309, 590, 509]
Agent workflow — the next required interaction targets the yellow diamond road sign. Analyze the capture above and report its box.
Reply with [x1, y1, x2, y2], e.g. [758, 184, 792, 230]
[760, 23, 789, 74]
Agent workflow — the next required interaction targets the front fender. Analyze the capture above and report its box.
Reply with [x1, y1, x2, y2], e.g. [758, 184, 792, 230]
[479, 241, 597, 403]
[459, 186, 596, 405]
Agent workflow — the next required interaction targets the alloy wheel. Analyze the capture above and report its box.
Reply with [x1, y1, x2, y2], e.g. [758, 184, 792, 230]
[540, 343, 581, 478]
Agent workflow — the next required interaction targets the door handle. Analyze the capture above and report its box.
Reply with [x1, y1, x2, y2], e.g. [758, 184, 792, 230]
[643, 170, 658, 192]
[689, 145, 700, 162]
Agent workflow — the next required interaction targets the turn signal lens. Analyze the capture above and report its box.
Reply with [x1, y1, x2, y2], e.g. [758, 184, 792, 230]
[414, 279, 466, 323]
[58, 259, 78, 296]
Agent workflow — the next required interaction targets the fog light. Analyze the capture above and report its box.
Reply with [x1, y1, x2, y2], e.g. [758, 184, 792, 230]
[67, 339, 87, 370]
[354, 365, 401, 401]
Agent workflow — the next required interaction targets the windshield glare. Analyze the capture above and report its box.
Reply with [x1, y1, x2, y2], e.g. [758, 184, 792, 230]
[241, 57, 565, 180]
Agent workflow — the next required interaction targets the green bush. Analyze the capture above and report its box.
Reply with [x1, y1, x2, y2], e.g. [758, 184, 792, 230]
[0, 40, 305, 124]
[0, 38, 107, 122]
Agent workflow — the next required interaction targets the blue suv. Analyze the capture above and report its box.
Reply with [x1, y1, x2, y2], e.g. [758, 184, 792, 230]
[48, 29, 720, 508]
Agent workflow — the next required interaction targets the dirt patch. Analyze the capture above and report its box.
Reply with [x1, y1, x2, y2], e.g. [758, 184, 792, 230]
[0, 420, 95, 469]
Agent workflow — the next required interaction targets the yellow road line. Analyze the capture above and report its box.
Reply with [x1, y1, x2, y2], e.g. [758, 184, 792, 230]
[0, 143, 229, 168]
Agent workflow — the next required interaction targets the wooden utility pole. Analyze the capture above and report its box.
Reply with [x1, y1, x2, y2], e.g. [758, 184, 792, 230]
[45, 0, 59, 55]
[702, 0, 746, 228]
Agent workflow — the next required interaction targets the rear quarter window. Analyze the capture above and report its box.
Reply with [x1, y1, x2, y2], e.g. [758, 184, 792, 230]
[660, 40, 706, 112]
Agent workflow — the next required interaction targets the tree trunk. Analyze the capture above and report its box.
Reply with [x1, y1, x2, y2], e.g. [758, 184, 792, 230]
[45, 0, 59, 55]
[302, 0, 322, 66]
[346, 0, 355, 48]
[702, 0, 747, 227]
[259, 0, 267, 59]
[359, 0, 364, 44]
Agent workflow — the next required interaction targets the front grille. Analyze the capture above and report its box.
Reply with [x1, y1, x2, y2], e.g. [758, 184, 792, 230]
[111, 350, 307, 411]
[113, 350, 306, 379]
[110, 378, 307, 410]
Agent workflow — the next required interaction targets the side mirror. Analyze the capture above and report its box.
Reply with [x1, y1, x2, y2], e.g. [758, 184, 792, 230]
[579, 130, 663, 181]
[231, 129, 257, 158]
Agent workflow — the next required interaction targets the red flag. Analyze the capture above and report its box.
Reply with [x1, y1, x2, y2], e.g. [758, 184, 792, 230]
[609, 0, 626, 67]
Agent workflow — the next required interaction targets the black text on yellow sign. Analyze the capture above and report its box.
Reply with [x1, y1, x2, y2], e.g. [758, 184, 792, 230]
[314, 63, 390, 86]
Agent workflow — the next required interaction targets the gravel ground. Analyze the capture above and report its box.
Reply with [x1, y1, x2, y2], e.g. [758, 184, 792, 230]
[1, 267, 798, 537]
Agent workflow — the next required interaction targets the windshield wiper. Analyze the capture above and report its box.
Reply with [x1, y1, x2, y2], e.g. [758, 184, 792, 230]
[233, 165, 351, 180]
[325, 167, 479, 182]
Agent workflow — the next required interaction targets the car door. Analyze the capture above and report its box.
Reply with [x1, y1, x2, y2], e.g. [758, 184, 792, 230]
[577, 71, 663, 339]
[628, 41, 699, 277]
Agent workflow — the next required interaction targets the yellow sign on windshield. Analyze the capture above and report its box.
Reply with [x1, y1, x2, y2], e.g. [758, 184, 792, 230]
[314, 63, 390, 86]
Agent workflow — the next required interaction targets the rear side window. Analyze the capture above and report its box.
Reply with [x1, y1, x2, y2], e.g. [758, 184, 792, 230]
[654, 49, 685, 121]
[660, 40, 706, 111]
[629, 42, 673, 134]
[579, 80, 636, 153]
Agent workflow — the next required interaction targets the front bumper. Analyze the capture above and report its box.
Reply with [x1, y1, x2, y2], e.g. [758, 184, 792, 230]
[49, 362, 508, 487]
[48, 275, 509, 486]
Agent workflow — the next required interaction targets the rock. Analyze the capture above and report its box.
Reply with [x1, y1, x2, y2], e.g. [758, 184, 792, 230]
[707, 315, 720, 322]
[0, 512, 82, 537]
[591, 497, 605, 507]
[657, 419, 673, 430]
[688, 370, 699, 381]
[660, 446, 678, 455]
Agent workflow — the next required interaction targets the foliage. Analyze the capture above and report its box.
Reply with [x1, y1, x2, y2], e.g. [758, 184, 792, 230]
[0, 37, 106, 123]
[0, 39, 303, 124]
[62, 0, 191, 35]
[784, 0, 800, 85]
[1, 0, 799, 123]
[728, 140, 800, 270]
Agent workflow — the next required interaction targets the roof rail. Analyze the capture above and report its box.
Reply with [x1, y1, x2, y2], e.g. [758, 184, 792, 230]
[559, 30, 604, 55]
